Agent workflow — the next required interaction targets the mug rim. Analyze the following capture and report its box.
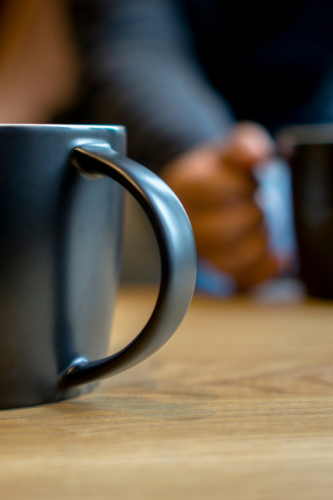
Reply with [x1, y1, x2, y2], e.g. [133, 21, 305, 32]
[0, 124, 125, 131]
[277, 123, 333, 147]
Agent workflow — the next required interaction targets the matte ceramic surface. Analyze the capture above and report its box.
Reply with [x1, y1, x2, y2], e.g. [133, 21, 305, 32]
[0, 125, 196, 409]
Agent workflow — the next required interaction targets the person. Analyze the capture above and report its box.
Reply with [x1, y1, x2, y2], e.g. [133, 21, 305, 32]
[2, 0, 333, 291]
[68, 0, 333, 291]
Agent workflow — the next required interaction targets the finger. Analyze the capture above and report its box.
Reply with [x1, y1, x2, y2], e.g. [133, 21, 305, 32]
[222, 122, 275, 169]
[182, 165, 258, 209]
[204, 232, 271, 278]
[191, 200, 264, 253]
[236, 255, 279, 289]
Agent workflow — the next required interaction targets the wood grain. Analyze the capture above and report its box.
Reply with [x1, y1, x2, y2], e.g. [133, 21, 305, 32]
[1, 286, 333, 499]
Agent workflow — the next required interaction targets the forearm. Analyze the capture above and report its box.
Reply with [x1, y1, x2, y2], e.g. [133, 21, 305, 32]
[71, 0, 235, 172]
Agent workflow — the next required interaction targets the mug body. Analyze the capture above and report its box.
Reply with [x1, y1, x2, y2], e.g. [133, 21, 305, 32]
[280, 125, 333, 298]
[0, 125, 125, 408]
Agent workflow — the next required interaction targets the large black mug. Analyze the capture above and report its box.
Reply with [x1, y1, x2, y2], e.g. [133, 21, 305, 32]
[0, 125, 196, 409]
[278, 124, 333, 299]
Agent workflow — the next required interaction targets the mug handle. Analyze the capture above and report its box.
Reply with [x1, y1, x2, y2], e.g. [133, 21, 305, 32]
[60, 143, 196, 387]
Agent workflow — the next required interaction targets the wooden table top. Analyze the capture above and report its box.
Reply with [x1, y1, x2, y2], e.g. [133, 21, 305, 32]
[2, 286, 333, 499]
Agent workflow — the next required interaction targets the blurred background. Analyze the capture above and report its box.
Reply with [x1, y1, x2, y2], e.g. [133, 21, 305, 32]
[120, 193, 160, 284]
[1, 0, 333, 297]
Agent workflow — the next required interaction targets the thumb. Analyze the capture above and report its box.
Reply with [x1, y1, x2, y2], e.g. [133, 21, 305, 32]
[222, 122, 275, 170]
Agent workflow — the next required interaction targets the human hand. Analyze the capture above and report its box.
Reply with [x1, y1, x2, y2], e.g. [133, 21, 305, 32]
[161, 122, 278, 289]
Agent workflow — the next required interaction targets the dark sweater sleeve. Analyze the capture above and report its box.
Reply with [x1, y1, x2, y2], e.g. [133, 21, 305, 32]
[71, 0, 235, 172]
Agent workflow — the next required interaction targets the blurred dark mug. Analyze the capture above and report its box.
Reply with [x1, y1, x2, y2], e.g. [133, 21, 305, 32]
[0, 125, 196, 409]
[278, 124, 333, 299]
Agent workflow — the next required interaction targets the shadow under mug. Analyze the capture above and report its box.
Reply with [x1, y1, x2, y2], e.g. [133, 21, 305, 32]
[0, 125, 196, 409]
[278, 124, 333, 299]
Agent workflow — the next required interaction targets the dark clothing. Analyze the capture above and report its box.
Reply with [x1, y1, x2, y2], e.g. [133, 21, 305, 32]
[69, 0, 333, 172]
